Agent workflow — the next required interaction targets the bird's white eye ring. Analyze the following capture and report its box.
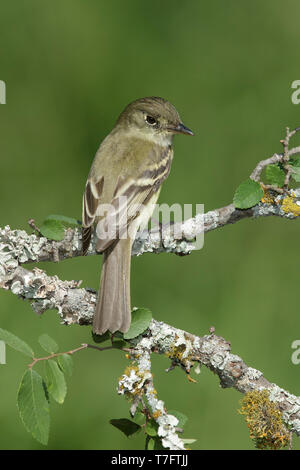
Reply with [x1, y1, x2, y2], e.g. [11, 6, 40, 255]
[145, 115, 157, 126]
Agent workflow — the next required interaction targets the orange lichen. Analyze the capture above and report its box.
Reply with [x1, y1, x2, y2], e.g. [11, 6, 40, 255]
[261, 191, 275, 205]
[187, 374, 197, 384]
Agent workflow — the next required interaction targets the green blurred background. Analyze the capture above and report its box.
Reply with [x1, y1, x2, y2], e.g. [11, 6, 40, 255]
[1, 0, 300, 450]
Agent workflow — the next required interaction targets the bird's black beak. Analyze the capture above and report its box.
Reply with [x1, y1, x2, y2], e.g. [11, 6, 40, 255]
[173, 122, 194, 136]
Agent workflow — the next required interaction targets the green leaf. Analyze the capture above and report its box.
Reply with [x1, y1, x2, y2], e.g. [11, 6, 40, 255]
[182, 438, 197, 445]
[168, 410, 188, 428]
[45, 214, 78, 227]
[233, 179, 264, 209]
[112, 340, 127, 349]
[92, 331, 111, 343]
[45, 359, 67, 404]
[111, 331, 124, 339]
[38, 334, 59, 354]
[134, 410, 146, 425]
[17, 369, 50, 445]
[110, 418, 141, 437]
[288, 157, 300, 182]
[57, 354, 73, 377]
[291, 166, 300, 182]
[145, 419, 158, 437]
[147, 436, 164, 450]
[124, 308, 152, 340]
[265, 164, 285, 187]
[40, 214, 79, 240]
[0, 328, 34, 357]
[290, 156, 300, 167]
[40, 219, 65, 241]
[147, 437, 155, 450]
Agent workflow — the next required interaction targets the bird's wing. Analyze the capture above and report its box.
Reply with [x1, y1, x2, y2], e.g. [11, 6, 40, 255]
[95, 178, 158, 253]
[82, 141, 173, 255]
[82, 176, 104, 255]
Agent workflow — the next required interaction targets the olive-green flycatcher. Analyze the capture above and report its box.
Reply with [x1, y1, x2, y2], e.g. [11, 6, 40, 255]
[82, 97, 193, 335]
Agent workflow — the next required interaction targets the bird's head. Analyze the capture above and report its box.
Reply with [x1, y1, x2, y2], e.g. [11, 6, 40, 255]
[116, 96, 194, 143]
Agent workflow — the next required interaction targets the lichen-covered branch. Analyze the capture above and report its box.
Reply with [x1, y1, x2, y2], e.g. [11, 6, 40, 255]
[118, 346, 185, 450]
[1, 129, 300, 449]
[122, 321, 300, 444]
[0, 264, 96, 324]
[1, 187, 300, 271]
[1, 259, 299, 447]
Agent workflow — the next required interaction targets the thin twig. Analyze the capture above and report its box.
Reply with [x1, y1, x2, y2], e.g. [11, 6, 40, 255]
[28, 218, 41, 236]
[28, 343, 115, 369]
[250, 126, 300, 184]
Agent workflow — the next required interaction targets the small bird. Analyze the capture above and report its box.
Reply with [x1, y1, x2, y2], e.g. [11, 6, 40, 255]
[82, 97, 193, 335]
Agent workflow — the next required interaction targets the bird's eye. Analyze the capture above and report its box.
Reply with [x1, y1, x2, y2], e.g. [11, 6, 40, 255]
[145, 115, 157, 126]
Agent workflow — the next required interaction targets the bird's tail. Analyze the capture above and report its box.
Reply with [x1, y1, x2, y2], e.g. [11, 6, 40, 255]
[93, 237, 132, 335]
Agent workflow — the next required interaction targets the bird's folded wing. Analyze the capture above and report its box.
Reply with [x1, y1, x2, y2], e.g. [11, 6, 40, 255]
[82, 175, 157, 254]
[82, 176, 104, 255]
[82, 144, 172, 255]
[97, 177, 157, 253]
